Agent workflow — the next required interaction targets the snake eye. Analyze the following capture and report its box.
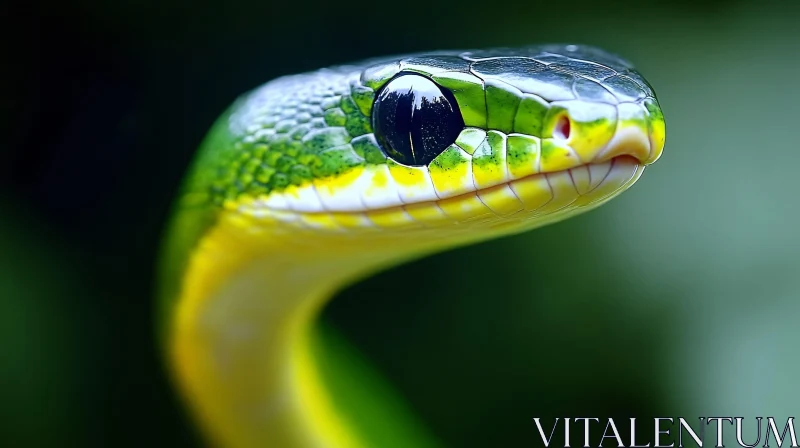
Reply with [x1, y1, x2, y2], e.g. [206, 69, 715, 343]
[372, 73, 465, 166]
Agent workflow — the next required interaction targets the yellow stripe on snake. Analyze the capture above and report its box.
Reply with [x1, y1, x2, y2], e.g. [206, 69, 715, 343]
[159, 45, 666, 448]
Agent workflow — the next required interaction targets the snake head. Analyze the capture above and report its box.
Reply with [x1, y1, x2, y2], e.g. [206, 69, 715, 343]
[199, 44, 664, 250]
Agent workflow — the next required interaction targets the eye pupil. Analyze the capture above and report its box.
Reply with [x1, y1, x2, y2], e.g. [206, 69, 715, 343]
[372, 74, 465, 166]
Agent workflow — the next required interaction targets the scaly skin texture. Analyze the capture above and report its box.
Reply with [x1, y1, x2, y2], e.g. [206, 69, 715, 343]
[160, 45, 665, 448]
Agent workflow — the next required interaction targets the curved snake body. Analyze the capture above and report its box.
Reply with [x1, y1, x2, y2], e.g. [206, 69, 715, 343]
[159, 45, 665, 448]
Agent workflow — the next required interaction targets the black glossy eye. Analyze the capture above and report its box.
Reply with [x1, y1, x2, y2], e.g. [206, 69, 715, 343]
[372, 73, 465, 166]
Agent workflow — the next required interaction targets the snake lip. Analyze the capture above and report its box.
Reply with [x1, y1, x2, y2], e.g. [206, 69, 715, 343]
[430, 157, 637, 209]
[506, 155, 642, 202]
[240, 155, 642, 222]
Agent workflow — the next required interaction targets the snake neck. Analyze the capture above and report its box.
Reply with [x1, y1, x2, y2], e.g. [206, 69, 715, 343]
[168, 208, 438, 448]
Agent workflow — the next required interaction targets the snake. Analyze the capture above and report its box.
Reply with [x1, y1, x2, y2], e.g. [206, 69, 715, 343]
[158, 44, 665, 447]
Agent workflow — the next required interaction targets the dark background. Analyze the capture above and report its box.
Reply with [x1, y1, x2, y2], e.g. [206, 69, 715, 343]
[3, 0, 800, 446]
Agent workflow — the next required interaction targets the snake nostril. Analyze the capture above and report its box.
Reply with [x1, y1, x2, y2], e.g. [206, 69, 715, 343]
[554, 115, 571, 140]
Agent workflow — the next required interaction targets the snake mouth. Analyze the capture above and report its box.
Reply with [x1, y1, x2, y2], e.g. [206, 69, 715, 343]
[418, 154, 644, 224]
[235, 154, 644, 233]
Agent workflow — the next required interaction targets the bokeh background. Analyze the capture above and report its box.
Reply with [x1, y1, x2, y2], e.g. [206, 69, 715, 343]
[3, 0, 799, 446]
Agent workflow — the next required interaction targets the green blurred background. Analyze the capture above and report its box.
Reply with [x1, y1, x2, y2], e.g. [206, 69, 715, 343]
[3, 0, 799, 446]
